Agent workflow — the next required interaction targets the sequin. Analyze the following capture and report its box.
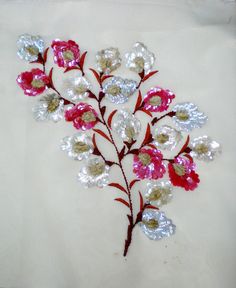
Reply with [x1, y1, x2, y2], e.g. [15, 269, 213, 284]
[17, 34, 44, 62]
[145, 180, 173, 207]
[63, 76, 91, 102]
[96, 47, 121, 74]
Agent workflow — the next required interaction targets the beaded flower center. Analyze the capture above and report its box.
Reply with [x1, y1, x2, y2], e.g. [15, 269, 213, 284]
[73, 141, 90, 153]
[138, 153, 151, 166]
[143, 219, 159, 229]
[194, 143, 209, 154]
[125, 126, 135, 141]
[107, 85, 121, 96]
[173, 163, 186, 176]
[155, 133, 169, 144]
[81, 111, 96, 123]
[88, 162, 105, 176]
[148, 188, 167, 201]
[47, 98, 60, 112]
[26, 45, 39, 56]
[134, 56, 145, 70]
[99, 58, 112, 70]
[31, 79, 45, 88]
[149, 96, 161, 106]
[63, 50, 74, 61]
[176, 110, 189, 121]
[74, 85, 87, 94]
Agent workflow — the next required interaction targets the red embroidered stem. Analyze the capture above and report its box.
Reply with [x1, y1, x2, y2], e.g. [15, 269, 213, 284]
[151, 111, 176, 126]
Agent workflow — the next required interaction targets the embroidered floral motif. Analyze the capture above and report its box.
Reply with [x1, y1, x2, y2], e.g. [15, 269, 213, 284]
[63, 76, 91, 102]
[145, 180, 173, 207]
[96, 47, 121, 74]
[17, 34, 44, 62]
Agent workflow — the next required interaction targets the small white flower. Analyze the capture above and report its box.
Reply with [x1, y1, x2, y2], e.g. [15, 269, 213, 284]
[60, 133, 93, 160]
[63, 76, 91, 102]
[190, 135, 221, 161]
[32, 93, 65, 122]
[140, 209, 176, 240]
[77, 157, 110, 188]
[96, 47, 121, 74]
[125, 42, 155, 74]
[145, 181, 173, 207]
[17, 34, 44, 62]
[172, 102, 207, 132]
[103, 76, 137, 104]
[113, 109, 141, 142]
[152, 125, 182, 151]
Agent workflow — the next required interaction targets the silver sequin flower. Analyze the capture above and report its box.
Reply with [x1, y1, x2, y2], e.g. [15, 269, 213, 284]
[152, 125, 182, 151]
[113, 109, 141, 142]
[172, 102, 207, 132]
[17, 34, 44, 62]
[32, 93, 65, 122]
[145, 180, 173, 207]
[103, 76, 137, 104]
[77, 157, 110, 188]
[190, 135, 221, 161]
[60, 133, 94, 161]
[125, 42, 155, 74]
[140, 209, 176, 240]
[63, 76, 91, 102]
[96, 47, 121, 74]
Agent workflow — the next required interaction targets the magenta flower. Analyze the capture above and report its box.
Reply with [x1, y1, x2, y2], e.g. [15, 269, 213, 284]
[51, 40, 80, 68]
[65, 103, 98, 130]
[143, 87, 175, 112]
[16, 68, 50, 96]
[133, 148, 166, 180]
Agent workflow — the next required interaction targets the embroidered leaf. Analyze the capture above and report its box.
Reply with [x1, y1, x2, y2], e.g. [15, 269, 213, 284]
[93, 129, 112, 143]
[107, 109, 117, 129]
[145, 204, 159, 210]
[88, 92, 97, 100]
[79, 51, 87, 69]
[124, 139, 136, 150]
[139, 108, 152, 117]
[109, 183, 127, 194]
[89, 68, 101, 85]
[99, 91, 105, 101]
[43, 47, 49, 63]
[134, 90, 142, 112]
[129, 179, 140, 189]
[105, 160, 115, 167]
[142, 70, 158, 82]
[64, 66, 81, 73]
[129, 149, 139, 155]
[101, 75, 113, 83]
[138, 70, 145, 80]
[100, 106, 106, 117]
[139, 191, 144, 211]
[146, 143, 156, 149]
[178, 135, 190, 156]
[92, 134, 101, 156]
[119, 146, 126, 161]
[114, 198, 130, 208]
[141, 124, 152, 147]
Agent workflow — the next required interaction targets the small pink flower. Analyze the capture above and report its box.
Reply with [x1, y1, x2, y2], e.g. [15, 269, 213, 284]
[65, 103, 98, 130]
[51, 40, 80, 68]
[16, 68, 50, 96]
[143, 87, 175, 112]
[168, 156, 200, 191]
[133, 148, 166, 179]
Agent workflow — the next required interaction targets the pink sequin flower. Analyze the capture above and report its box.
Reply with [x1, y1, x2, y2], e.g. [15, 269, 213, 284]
[133, 148, 166, 180]
[51, 40, 80, 68]
[143, 87, 175, 112]
[16, 68, 50, 96]
[65, 103, 98, 130]
[168, 156, 200, 191]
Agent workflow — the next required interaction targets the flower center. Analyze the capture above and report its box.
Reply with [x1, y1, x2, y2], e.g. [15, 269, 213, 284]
[173, 163, 186, 176]
[99, 58, 112, 70]
[73, 141, 90, 153]
[176, 110, 189, 121]
[134, 56, 145, 70]
[81, 111, 96, 123]
[74, 85, 87, 95]
[31, 79, 45, 88]
[143, 218, 159, 229]
[148, 188, 167, 201]
[88, 162, 105, 176]
[138, 153, 151, 166]
[47, 98, 60, 112]
[155, 133, 169, 144]
[194, 143, 209, 154]
[125, 126, 135, 141]
[63, 50, 74, 61]
[107, 85, 121, 96]
[26, 45, 39, 56]
[149, 96, 162, 106]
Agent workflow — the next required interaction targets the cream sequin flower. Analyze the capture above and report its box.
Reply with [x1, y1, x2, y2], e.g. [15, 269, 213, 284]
[152, 125, 182, 151]
[190, 136, 221, 161]
[145, 180, 173, 207]
[96, 47, 121, 74]
[113, 109, 141, 142]
[103, 76, 137, 104]
[172, 102, 207, 132]
[60, 133, 93, 161]
[63, 76, 91, 102]
[125, 42, 155, 74]
[17, 34, 44, 62]
[77, 157, 110, 188]
[140, 209, 176, 240]
[32, 93, 65, 122]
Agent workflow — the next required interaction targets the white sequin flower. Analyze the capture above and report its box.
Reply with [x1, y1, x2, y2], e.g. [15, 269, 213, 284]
[17, 34, 44, 62]
[152, 125, 182, 151]
[103, 76, 137, 104]
[172, 102, 207, 132]
[190, 135, 221, 162]
[145, 181, 173, 207]
[140, 210, 176, 240]
[125, 42, 155, 74]
[32, 93, 65, 122]
[60, 133, 93, 161]
[63, 76, 91, 102]
[77, 157, 110, 188]
[96, 47, 121, 74]
[113, 109, 141, 143]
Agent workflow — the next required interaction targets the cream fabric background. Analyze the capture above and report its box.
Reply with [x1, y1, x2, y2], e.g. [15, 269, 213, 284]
[0, 0, 236, 287]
